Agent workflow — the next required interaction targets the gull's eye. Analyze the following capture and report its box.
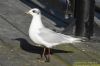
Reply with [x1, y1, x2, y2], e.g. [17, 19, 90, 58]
[32, 10, 39, 14]
[33, 10, 36, 13]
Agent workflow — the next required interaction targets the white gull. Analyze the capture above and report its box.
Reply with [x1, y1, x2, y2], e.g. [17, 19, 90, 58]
[26, 8, 82, 62]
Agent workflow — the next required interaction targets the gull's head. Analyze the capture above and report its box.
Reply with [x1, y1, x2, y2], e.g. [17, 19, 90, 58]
[25, 8, 41, 16]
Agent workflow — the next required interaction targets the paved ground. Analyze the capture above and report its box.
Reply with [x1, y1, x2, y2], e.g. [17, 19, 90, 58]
[0, 0, 100, 66]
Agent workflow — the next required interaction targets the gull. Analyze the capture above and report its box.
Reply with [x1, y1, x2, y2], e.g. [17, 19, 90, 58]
[25, 8, 82, 62]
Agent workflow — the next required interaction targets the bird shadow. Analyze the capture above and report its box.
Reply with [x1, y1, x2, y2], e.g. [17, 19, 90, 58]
[14, 38, 74, 56]
[20, 0, 75, 29]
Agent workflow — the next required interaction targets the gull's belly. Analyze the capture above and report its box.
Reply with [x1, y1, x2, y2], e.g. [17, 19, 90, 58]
[29, 32, 42, 44]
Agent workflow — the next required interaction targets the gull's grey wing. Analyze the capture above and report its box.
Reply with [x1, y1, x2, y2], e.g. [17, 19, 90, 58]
[38, 28, 69, 44]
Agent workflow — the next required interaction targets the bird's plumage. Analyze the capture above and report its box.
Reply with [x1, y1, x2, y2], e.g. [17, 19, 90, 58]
[27, 8, 82, 48]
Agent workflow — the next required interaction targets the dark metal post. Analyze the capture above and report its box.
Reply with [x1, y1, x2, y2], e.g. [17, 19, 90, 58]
[74, 0, 90, 36]
[74, 0, 95, 39]
[85, 0, 95, 39]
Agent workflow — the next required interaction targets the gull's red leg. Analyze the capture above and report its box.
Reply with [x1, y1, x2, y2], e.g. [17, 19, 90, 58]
[45, 48, 51, 62]
[41, 48, 46, 59]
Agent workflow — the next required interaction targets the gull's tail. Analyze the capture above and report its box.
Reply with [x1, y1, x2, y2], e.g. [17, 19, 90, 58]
[64, 35, 86, 43]
[69, 37, 86, 43]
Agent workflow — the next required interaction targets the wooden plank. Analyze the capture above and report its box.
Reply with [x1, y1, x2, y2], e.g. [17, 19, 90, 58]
[0, 0, 100, 66]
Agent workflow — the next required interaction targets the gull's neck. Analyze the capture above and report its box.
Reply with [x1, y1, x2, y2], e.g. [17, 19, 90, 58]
[29, 14, 44, 32]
